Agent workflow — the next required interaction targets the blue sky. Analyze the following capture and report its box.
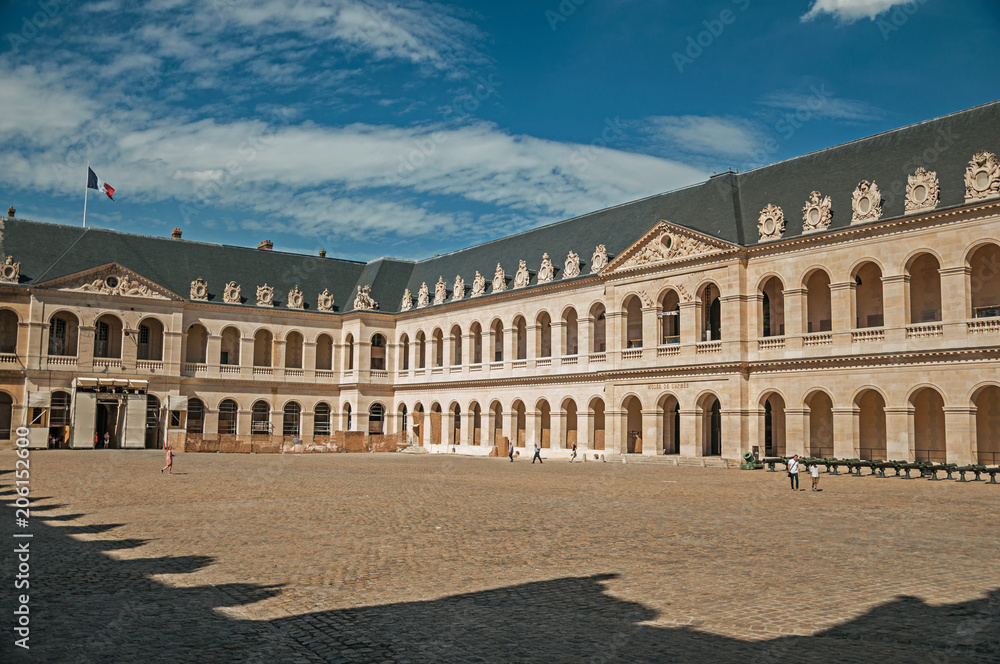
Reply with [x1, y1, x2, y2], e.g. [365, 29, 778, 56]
[1, 0, 998, 261]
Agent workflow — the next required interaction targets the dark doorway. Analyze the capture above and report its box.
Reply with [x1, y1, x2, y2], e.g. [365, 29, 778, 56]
[96, 400, 122, 448]
[709, 400, 722, 456]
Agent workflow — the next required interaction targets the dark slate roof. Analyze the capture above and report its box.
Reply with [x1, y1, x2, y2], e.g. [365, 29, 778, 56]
[3, 100, 998, 314]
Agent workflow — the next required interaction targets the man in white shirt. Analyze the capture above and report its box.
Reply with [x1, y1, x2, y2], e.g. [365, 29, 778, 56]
[810, 462, 821, 491]
[788, 454, 801, 491]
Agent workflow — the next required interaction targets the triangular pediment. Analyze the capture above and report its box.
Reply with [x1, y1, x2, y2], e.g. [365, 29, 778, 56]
[604, 221, 737, 274]
[35, 263, 182, 301]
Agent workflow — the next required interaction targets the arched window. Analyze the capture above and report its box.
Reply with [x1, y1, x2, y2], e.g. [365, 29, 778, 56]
[218, 399, 238, 435]
[451, 326, 462, 365]
[491, 320, 504, 362]
[94, 314, 123, 358]
[701, 284, 721, 341]
[853, 262, 884, 328]
[344, 403, 352, 430]
[659, 291, 680, 344]
[416, 331, 427, 368]
[145, 395, 161, 449]
[253, 330, 273, 366]
[805, 270, 832, 333]
[369, 403, 385, 435]
[589, 397, 605, 450]
[974, 386, 1000, 464]
[344, 334, 355, 370]
[470, 323, 483, 364]
[0, 310, 18, 354]
[970, 243, 1000, 318]
[907, 253, 942, 323]
[370, 333, 386, 370]
[536, 312, 552, 357]
[137, 318, 164, 361]
[855, 390, 885, 460]
[624, 396, 642, 453]
[538, 399, 551, 448]
[316, 334, 333, 371]
[700, 394, 721, 456]
[220, 326, 241, 365]
[623, 296, 642, 348]
[285, 331, 304, 369]
[283, 402, 301, 437]
[432, 329, 444, 367]
[563, 308, 579, 355]
[48, 313, 79, 356]
[514, 316, 527, 360]
[314, 402, 331, 436]
[251, 400, 270, 435]
[911, 387, 946, 463]
[51, 391, 72, 427]
[591, 304, 607, 353]
[398, 334, 410, 370]
[186, 323, 208, 363]
[470, 402, 482, 445]
[806, 391, 833, 458]
[563, 398, 578, 449]
[759, 277, 785, 337]
[187, 398, 205, 434]
[660, 394, 680, 454]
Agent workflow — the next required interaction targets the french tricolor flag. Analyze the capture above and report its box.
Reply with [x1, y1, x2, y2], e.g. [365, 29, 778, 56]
[87, 167, 115, 201]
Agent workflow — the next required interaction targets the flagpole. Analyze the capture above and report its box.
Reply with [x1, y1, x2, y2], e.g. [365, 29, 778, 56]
[83, 161, 89, 228]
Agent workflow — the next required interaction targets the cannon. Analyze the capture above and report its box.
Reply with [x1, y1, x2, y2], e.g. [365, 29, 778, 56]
[740, 452, 763, 470]
[761, 456, 785, 472]
[952, 464, 986, 482]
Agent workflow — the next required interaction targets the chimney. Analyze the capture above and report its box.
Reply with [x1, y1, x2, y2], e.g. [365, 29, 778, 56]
[171, 227, 182, 239]
[7, 206, 14, 218]
[257, 239, 273, 251]
[319, 248, 327, 258]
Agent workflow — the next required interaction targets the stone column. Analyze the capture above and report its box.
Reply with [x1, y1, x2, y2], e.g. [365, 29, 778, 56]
[239, 336, 255, 379]
[885, 407, 913, 461]
[829, 281, 854, 348]
[784, 408, 807, 456]
[503, 325, 515, 368]
[302, 410, 316, 441]
[206, 333, 222, 376]
[606, 407, 624, 455]
[832, 407, 857, 458]
[236, 408, 252, 439]
[303, 341, 317, 380]
[782, 288, 807, 351]
[526, 323, 538, 364]
[550, 321, 565, 358]
[881, 273, 908, 343]
[678, 300, 699, 362]
[605, 312, 623, 369]
[551, 409, 566, 451]
[641, 408, 660, 456]
[939, 265, 970, 341]
[578, 316, 593, 371]
[461, 410, 475, 446]
[641, 305, 658, 350]
[204, 407, 219, 439]
[525, 409, 539, 448]
[578, 409, 593, 452]
[944, 407, 975, 465]
[679, 409, 701, 457]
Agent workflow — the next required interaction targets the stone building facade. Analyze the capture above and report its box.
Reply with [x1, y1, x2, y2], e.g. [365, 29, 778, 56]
[2, 102, 1000, 464]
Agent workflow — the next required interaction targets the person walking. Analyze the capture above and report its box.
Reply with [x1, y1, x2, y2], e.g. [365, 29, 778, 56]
[570, 442, 578, 462]
[103, 431, 110, 449]
[532, 443, 543, 464]
[161, 445, 175, 474]
[508, 441, 515, 462]
[810, 462, 822, 491]
[788, 454, 801, 491]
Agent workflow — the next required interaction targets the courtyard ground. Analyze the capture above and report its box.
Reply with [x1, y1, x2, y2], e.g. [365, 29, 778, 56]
[1, 449, 998, 663]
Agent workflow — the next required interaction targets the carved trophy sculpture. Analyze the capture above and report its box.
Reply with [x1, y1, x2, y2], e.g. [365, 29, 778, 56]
[223, 281, 241, 304]
[757, 204, 785, 242]
[513, 260, 530, 289]
[256, 283, 274, 307]
[801, 191, 832, 233]
[851, 180, 882, 223]
[965, 151, 1000, 202]
[400, 288, 413, 312]
[452, 275, 465, 301]
[537, 253, 554, 283]
[434, 276, 448, 305]
[286, 285, 304, 309]
[471, 271, 486, 297]
[0, 255, 20, 284]
[353, 284, 379, 311]
[317, 288, 335, 312]
[190, 277, 208, 300]
[417, 282, 430, 308]
[590, 245, 608, 273]
[905, 168, 939, 213]
[492, 263, 506, 293]
[563, 250, 580, 279]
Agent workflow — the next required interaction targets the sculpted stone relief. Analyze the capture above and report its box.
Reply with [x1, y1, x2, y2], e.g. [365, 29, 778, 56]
[471, 271, 486, 297]
[452, 275, 465, 301]
[590, 245, 608, 273]
[537, 253, 554, 283]
[757, 204, 785, 241]
[513, 260, 530, 288]
[317, 288, 335, 312]
[77, 272, 166, 299]
[620, 230, 719, 269]
[353, 284, 378, 311]
[286, 285, 304, 309]
[190, 277, 208, 300]
[400, 288, 413, 311]
[223, 281, 241, 304]
[0, 255, 20, 284]
[905, 168, 939, 213]
[417, 282, 429, 308]
[563, 250, 580, 278]
[256, 283, 274, 307]
[492, 263, 506, 293]
[434, 276, 448, 305]
[851, 180, 882, 223]
[801, 191, 832, 233]
[965, 151, 1000, 202]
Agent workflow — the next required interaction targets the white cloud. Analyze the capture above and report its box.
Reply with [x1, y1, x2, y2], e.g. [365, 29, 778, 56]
[801, 0, 909, 22]
[638, 115, 764, 160]
[758, 91, 882, 122]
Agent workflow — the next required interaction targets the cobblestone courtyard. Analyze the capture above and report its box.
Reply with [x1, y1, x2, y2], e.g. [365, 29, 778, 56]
[2, 450, 998, 663]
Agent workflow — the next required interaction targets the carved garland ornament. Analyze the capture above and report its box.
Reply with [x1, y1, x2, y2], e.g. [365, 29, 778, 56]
[452, 275, 465, 301]
[590, 245, 608, 273]
[757, 204, 785, 241]
[563, 251, 580, 279]
[492, 263, 506, 293]
[256, 283, 274, 307]
[471, 271, 486, 297]
[317, 288, 335, 312]
[905, 168, 939, 213]
[223, 281, 241, 304]
[620, 231, 719, 269]
[537, 253, 554, 283]
[513, 260, 530, 289]
[433, 276, 447, 305]
[965, 151, 1000, 202]
[353, 284, 378, 311]
[851, 180, 882, 223]
[189, 277, 208, 300]
[400, 288, 413, 311]
[78, 273, 164, 299]
[416, 282, 429, 308]
[286, 285, 304, 310]
[800, 191, 832, 233]
[0, 255, 20, 283]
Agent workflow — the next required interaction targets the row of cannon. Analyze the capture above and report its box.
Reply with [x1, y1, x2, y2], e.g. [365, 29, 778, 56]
[741, 452, 1000, 483]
